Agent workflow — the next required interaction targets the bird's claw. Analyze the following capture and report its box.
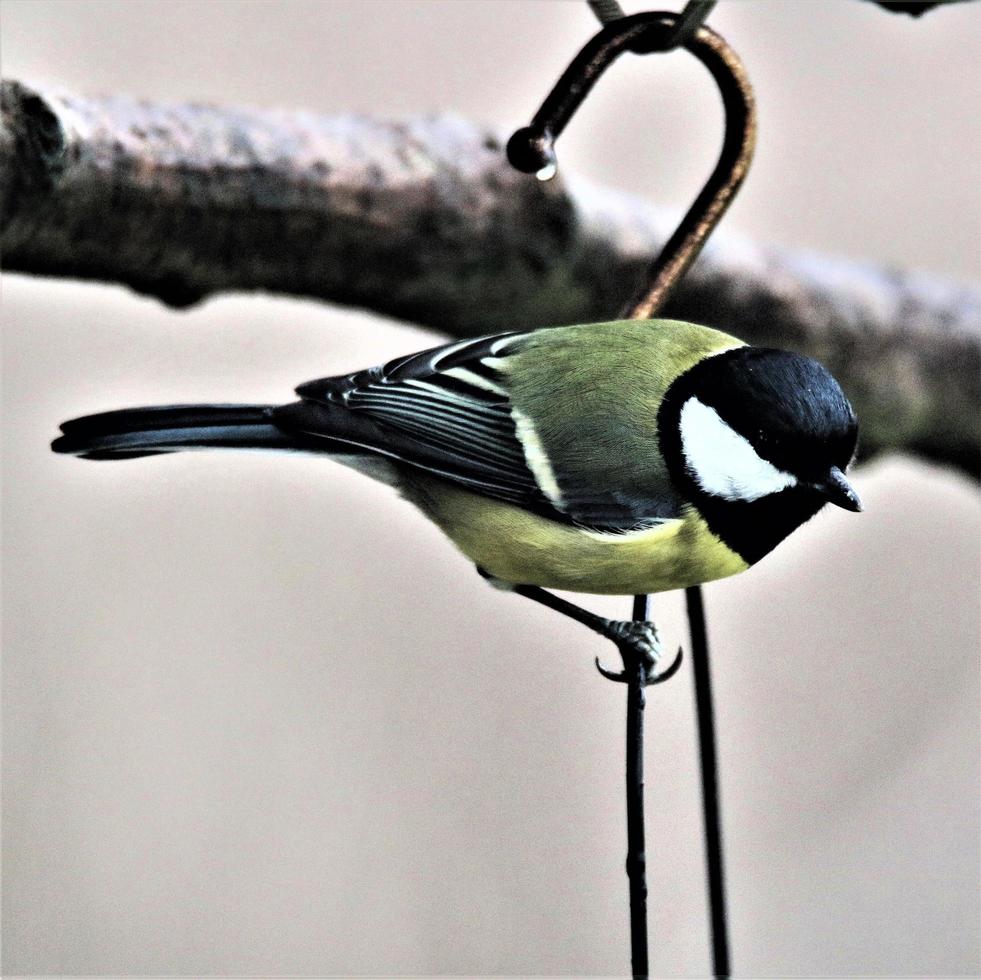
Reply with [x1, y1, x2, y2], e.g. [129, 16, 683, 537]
[594, 646, 684, 685]
[595, 656, 629, 683]
[594, 618, 683, 686]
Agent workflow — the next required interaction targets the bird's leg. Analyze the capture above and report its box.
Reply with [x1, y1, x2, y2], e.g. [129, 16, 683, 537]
[477, 568, 682, 686]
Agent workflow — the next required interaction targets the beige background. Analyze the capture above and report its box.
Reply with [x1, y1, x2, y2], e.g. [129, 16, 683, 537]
[2, 0, 979, 976]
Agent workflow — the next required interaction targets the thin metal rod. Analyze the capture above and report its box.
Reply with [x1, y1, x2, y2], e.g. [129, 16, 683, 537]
[587, 0, 626, 23]
[685, 586, 730, 977]
[627, 592, 651, 978]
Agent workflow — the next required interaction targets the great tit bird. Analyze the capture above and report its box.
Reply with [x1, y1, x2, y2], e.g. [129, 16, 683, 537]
[52, 319, 860, 657]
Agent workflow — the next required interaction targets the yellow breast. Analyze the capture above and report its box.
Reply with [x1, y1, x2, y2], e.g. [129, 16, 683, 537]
[402, 476, 748, 595]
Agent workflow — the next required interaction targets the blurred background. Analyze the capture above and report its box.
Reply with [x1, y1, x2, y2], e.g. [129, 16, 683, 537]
[2, 1, 979, 976]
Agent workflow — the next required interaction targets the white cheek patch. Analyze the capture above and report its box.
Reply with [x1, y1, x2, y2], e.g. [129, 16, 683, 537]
[679, 397, 797, 503]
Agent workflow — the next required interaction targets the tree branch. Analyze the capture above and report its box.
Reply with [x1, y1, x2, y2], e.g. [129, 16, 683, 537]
[2, 80, 978, 479]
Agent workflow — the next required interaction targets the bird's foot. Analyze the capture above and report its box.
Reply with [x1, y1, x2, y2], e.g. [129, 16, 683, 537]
[595, 620, 684, 687]
[475, 568, 683, 687]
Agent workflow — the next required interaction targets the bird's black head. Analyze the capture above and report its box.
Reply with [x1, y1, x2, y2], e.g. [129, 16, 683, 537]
[658, 346, 860, 565]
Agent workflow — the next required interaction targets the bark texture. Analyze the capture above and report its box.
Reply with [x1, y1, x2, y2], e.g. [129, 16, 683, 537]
[2, 80, 978, 478]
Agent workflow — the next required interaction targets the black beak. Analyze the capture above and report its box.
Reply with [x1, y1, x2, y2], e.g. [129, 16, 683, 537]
[816, 466, 862, 512]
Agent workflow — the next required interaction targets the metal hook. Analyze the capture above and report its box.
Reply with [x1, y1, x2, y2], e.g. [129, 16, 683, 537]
[588, 0, 719, 53]
[586, 0, 628, 25]
[660, 2, 719, 49]
[507, 8, 756, 318]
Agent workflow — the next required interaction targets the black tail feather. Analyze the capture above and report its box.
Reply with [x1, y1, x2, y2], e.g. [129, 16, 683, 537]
[52, 404, 315, 459]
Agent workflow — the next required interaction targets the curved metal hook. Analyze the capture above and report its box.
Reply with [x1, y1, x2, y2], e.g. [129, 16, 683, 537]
[506, 9, 756, 319]
[589, 0, 719, 51]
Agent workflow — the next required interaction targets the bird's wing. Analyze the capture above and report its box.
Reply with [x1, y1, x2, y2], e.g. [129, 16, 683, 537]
[275, 331, 678, 531]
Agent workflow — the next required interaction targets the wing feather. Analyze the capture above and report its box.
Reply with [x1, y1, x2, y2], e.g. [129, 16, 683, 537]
[279, 328, 680, 530]
[283, 333, 558, 514]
